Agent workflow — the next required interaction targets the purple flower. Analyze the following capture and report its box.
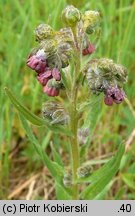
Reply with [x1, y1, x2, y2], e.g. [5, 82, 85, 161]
[104, 96, 113, 106]
[104, 86, 125, 106]
[43, 84, 59, 97]
[52, 68, 61, 81]
[82, 43, 95, 56]
[27, 55, 46, 73]
[27, 49, 47, 73]
[37, 68, 61, 86]
[37, 69, 52, 85]
[87, 44, 95, 54]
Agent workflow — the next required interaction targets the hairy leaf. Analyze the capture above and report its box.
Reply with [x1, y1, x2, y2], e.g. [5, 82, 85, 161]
[55, 183, 72, 200]
[5, 87, 72, 136]
[5, 87, 46, 126]
[20, 114, 71, 198]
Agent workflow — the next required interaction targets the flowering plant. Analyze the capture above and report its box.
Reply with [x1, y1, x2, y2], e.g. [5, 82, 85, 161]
[6, 5, 127, 200]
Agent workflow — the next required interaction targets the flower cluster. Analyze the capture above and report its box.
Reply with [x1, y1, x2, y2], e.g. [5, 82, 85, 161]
[27, 24, 73, 97]
[84, 58, 127, 106]
[27, 6, 100, 97]
[27, 5, 127, 107]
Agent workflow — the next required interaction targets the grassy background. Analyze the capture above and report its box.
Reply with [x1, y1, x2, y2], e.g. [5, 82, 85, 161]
[0, 0, 135, 199]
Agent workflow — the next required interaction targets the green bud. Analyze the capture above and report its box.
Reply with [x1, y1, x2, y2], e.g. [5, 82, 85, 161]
[47, 78, 62, 89]
[63, 172, 72, 188]
[47, 53, 62, 70]
[82, 10, 100, 34]
[77, 164, 93, 178]
[58, 28, 74, 44]
[61, 5, 81, 27]
[58, 42, 72, 68]
[42, 102, 69, 124]
[35, 24, 55, 41]
[60, 53, 69, 68]
[78, 127, 89, 145]
[40, 39, 57, 54]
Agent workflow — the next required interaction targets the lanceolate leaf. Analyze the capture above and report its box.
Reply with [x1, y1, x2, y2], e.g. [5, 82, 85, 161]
[55, 183, 72, 200]
[20, 114, 57, 178]
[51, 143, 64, 167]
[5, 87, 46, 126]
[5, 87, 72, 136]
[80, 144, 125, 199]
[20, 115, 71, 199]
[122, 173, 135, 190]
[80, 95, 102, 157]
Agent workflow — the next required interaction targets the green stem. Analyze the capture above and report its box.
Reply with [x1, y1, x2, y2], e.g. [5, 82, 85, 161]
[70, 86, 79, 199]
[69, 26, 81, 199]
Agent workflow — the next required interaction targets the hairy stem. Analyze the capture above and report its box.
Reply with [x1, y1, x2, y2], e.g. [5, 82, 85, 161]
[69, 26, 81, 199]
[70, 85, 79, 199]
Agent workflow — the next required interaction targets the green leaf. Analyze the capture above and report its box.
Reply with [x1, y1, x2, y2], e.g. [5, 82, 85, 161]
[50, 143, 64, 167]
[61, 70, 70, 90]
[55, 182, 72, 200]
[122, 173, 135, 190]
[5, 87, 46, 126]
[80, 95, 103, 157]
[5, 87, 72, 136]
[94, 181, 114, 200]
[55, 183, 72, 200]
[20, 114, 61, 179]
[80, 144, 125, 199]
[20, 115, 71, 198]
[114, 187, 126, 200]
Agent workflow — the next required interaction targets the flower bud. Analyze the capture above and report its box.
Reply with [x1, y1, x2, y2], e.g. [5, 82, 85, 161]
[52, 68, 61, 81]
[27, 54, 46, 73]
[82, 43, 95, 56]
[60, 53, 69, 68]
[104, 86, 125, 106]
[58, 28, 74, 44]
[82, 10, 100, 34]
[43, 78, 62, 97]
[43, 84, 59, 97]
[47, 54, 62, 70]
[35, 24, 55, 41]
[37, 69, 52, 86]
[40, 39, 57, 55]
[36, 49, 46, 61]
[42, 102, 69, 124]
[78, 127, 89, 145]
[42, 102, 59, 119]
[61, 5, 81, 27]
[77, 164, 93, 178]
[63, 172, 72, 188]
[104, 96, 113, 106]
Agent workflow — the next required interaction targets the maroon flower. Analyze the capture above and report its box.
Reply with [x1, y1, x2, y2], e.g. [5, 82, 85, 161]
[37, 68, 61, 86]
[37, 69, 52, 85]
[27, 55, 46, 73]
[43, 84, 59, 97]
[104, 86, 125, 106]
[104, 96, 113, 106]
[87, 44, 95, 54]
[82, 48, 89, 56]
[27, 49, 47, 73]
[52, 68, 61, 81]
[82, 43, 95, 56]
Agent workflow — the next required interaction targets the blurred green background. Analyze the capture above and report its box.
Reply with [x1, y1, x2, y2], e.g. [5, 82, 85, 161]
[0, 0, 135, 199]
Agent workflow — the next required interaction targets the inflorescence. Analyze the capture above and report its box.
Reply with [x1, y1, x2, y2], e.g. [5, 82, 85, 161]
[27, 5, 127, 106]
